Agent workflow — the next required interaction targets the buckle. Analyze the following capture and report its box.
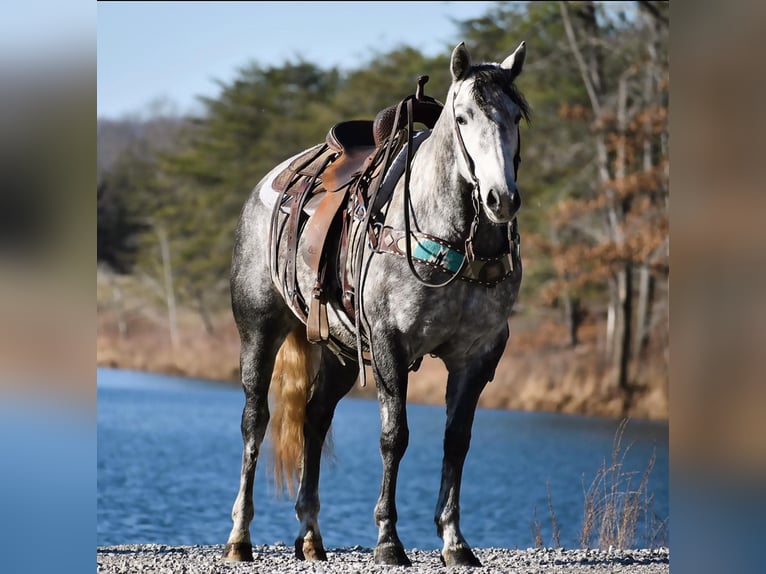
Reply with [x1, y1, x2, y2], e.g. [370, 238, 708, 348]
[368, 222, 383, 250]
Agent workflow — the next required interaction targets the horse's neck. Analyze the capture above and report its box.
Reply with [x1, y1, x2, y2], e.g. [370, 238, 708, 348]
[391, 122, 508, 256]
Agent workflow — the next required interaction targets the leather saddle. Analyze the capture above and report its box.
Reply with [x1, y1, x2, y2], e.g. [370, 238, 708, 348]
[269, 77, 443, 351]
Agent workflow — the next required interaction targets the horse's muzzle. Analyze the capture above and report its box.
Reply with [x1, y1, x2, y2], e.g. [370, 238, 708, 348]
[485, 187, 521, 223]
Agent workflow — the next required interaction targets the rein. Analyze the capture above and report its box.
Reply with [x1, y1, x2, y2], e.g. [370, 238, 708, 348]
[351, 94, 410, 384]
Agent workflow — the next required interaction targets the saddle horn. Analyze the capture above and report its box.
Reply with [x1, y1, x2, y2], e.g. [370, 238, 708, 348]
[373, 76, 443, 147]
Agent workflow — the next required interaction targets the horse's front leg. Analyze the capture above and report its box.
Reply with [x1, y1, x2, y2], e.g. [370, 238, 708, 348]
[371, 337, 412, 566]
[436, 329, 508, 567]
[294, 351, 358, 561]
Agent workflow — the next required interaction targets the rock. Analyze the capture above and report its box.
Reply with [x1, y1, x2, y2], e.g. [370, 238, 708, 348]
[97, 545, 670, 574]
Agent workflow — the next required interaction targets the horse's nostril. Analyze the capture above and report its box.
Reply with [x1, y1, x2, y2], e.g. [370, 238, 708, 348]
[486, 188, 499, 209]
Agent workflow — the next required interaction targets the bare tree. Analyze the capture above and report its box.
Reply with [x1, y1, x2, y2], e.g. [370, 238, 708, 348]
[559, 1, 668, 397]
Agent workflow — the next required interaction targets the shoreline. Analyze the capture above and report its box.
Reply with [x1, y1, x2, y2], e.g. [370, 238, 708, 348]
[96, 354, 669, 422]
[97, 544, 670, 573]
[97, 309, 668, 421]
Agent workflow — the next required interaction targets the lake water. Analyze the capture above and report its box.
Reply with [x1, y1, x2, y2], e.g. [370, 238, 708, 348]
[97, 368, 668, 550]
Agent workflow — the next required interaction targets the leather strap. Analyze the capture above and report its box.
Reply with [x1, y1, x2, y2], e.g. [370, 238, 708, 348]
[339, 193, 357, 321]
[284, 177, 314, 305]
[373, 225, 518, 287]
[306, 270, 330, 344]
[302, 185, 348, 271]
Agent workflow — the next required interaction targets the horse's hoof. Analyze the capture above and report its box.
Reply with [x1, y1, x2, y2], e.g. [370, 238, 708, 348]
[222, 542, 254, 562]
[294, 536, 327, 561]
[374, 542, 412, 566]
[441, 545, 482, 567]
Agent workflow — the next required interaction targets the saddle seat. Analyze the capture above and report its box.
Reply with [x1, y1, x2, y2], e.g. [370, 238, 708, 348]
[323, 95, 442, 191]
[271, 119, 379, 201]
[322, 120, 376, 192]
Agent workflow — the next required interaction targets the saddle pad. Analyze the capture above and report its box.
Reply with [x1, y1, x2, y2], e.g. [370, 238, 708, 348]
[255, 152, 325, 217]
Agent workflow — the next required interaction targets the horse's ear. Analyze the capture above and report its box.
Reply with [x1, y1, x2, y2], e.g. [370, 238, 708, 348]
[450, 42, 472, 82]
[501, 41, 526, 77]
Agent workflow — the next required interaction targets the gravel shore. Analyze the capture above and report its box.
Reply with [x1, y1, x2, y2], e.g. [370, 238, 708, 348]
[97, 544, 669, 573]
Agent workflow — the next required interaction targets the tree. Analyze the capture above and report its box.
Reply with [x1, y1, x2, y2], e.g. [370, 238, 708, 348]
[334, 47, 451, 119]
[555, 1, 668, 395]
[457, 1, 598, 344]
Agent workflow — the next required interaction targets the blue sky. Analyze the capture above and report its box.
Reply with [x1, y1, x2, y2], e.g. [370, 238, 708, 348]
[97, 1, 503, 119]
[2, 0, 92, 57]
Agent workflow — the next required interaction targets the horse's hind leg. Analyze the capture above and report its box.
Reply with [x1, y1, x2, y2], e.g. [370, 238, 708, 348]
[294, 350, 358, 561]
[436, 329, 508, 567]
[223, 316, 293, 562]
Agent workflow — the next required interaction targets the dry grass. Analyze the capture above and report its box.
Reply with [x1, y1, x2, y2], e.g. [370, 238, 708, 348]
[529, 505, 544, 548]
[530, 419, 667, 550]
[530, 480, 563, 549]
[405, 346, 668, 421]
[579, 419, 666, 549]
[547, 480, 562, 548]
[97, 310, 241, 384]
[98, 311, 668, 420]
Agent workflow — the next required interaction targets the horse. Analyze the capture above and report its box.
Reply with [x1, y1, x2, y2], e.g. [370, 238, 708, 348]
[222, 40, 530, 567]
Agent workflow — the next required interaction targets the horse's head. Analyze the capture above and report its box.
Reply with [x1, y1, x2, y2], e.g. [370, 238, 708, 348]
[448, 41, 530, 224]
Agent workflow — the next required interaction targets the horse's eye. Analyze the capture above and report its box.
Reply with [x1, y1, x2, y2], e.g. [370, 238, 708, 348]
[456, 115, 468, 126]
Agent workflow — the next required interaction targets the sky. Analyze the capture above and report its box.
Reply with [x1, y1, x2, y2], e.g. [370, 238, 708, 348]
[97, 1, 503, 119]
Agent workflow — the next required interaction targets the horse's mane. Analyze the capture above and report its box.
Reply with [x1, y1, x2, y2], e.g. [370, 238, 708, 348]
[470, 64, 531, 124]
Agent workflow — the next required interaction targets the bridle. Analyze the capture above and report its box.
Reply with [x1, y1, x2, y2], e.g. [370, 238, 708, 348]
[401, 80, 522, 287]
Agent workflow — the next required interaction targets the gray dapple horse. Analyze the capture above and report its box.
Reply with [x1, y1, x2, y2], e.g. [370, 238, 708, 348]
[223, 41, 530, 567]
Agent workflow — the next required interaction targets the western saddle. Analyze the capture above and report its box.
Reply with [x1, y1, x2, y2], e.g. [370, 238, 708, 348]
[269, 77, 443, 358]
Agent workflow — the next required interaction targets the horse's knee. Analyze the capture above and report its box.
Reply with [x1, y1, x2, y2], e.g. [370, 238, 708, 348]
[242, 397, 269, 424]
[240, 404, 270, 452]
[380, 425, 408, 459]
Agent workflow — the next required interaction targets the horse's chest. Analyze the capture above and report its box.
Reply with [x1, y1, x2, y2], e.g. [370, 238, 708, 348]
[388, 280, 517, 345]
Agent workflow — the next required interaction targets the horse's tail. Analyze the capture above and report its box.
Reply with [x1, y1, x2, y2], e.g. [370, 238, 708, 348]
[268, 326, 318, 497]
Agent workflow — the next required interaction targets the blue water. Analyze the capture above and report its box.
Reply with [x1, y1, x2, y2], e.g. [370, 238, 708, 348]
[97, 368, 668, 550]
